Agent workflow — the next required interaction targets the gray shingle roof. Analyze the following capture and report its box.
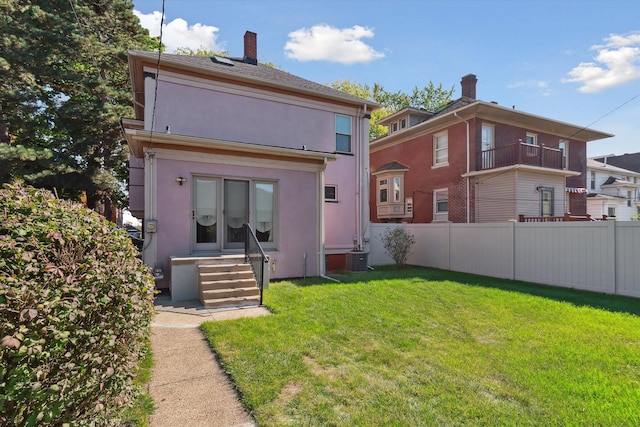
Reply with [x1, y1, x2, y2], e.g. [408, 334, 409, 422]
[129, 50, 379, 108]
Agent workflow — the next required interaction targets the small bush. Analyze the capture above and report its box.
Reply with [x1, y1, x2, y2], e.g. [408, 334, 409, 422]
[381, 226, 416, 269]
[0, 183, 156, 426]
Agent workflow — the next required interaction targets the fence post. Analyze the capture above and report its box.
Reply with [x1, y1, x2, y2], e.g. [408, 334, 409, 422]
[610, 219, 617, 295]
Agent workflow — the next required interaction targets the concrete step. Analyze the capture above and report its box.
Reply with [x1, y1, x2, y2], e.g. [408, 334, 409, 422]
[199, 270, 255, 282]
[200, 278, 257, 292]
[202, 295, 260, 309]
[198, 263, 251, 274]
[201, 287, 260, 300]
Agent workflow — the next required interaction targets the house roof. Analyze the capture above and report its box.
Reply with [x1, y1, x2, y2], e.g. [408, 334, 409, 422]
[371, 98, 613, 150]
[376, 107, 434, 127]
[587, 158, 640, 176]
[591, 152, 640, 173]
[372, 161, 410, 174]
[127, 50, 380, 120]
[600, 175, 640, 187]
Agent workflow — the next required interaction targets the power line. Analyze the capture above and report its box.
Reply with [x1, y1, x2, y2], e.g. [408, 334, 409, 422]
[148, 0, 166, 151]
[566, 90, 640, 140]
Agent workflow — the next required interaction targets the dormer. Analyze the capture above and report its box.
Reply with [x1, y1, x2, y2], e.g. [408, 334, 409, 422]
[377, 107, 434, 136]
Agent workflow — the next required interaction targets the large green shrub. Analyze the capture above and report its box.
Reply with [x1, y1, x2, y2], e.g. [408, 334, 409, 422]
[0, 183, 155, 426]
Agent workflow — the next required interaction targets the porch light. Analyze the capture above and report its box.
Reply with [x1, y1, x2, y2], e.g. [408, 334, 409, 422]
[176, 176, 187, 186]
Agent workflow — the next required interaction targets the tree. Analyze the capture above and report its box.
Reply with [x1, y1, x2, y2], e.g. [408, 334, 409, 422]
[174, 46, 229, 57]
[330, 79, 455, 140]
[0, 0, 157, 218]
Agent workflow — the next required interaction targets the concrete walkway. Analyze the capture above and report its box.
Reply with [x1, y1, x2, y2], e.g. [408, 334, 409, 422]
[149, 295, 270, 427]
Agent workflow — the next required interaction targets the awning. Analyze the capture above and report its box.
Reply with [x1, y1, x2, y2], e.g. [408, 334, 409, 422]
[566, 187, 587, 194]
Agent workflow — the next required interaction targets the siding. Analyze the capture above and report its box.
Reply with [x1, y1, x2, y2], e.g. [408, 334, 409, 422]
[475, 171, 516, 222]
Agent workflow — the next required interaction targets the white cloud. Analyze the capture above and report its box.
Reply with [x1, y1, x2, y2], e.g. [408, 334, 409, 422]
[134, 10, 224, 54]
[506, 80, 552, 96]
[284, 24, 385, 64]
[564, 32, 640, 93]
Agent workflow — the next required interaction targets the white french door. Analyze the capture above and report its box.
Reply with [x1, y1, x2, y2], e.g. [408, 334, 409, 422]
[193, 177, 220, 251]
[223, 179, 249, 249]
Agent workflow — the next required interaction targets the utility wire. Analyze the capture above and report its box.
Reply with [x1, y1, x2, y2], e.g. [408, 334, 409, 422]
[566, 90, 640, 141]
[148, 0, 166, 151]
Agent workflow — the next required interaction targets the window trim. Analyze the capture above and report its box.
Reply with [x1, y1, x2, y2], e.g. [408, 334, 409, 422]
[253, 180, 278, 249]
[378, 178, 389, 203]
[526, 132, 538, 146]
[433, 188, 449, 221]
[335, 114, 352, 153]
[559, 140, 568, 170]
[324, 184, 338, 203]
[539, 186, 554, 217]
[433, 131, 449, 167]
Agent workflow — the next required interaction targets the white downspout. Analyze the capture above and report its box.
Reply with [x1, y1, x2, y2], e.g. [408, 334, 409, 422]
[319, 156, 328, 276]
[454, 112, 471, 223]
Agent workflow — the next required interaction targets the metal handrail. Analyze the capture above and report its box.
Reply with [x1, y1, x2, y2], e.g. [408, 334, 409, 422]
[244, 223, 268, 306]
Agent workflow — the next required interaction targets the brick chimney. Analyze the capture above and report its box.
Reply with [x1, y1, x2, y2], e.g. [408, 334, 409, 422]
[244, 31, 257, 65]
[461, 74, 477, 99]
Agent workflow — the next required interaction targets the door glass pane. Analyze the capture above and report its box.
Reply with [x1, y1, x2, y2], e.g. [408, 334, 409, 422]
[255, 182, 274, 243]
[225, 180, 249, 245]
[541, 188, 553, 216]
[195, 178, 217, 244]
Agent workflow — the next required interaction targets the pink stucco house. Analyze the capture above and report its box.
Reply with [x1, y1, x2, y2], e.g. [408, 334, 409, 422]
[121, 32, 378, 302]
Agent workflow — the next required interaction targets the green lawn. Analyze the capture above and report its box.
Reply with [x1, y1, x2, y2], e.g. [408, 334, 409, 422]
[201, 266, 640, 426]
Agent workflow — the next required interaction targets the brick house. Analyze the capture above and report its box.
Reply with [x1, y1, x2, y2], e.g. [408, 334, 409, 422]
[370, 74, 613, 223]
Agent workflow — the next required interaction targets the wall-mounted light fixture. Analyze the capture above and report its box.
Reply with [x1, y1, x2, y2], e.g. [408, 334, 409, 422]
[176, 176, 187, 186]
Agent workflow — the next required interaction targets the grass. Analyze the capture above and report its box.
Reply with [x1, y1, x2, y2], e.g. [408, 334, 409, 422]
[201, 266, 640, 426]
[121, 341, 155, 426]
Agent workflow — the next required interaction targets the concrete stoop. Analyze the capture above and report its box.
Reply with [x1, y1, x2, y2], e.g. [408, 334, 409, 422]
[198, 263, 260, 309]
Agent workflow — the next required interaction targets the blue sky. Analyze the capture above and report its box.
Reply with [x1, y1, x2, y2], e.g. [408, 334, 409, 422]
[132, 0, 640, 158]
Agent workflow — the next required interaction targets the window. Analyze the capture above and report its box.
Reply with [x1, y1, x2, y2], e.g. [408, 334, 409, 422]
[481, 124, 494, 169]
[559, 140, 568, 169]
[324, 185, 338, 202]
[526, 133, 538, 145]
[608, 206, 616, 217]
[392, 122, 398, 133]
[401, 118, 407, 129]
[378, 179, 388, 203]
[393, 177, 401, 202]
[433, 132, 448, 165]
[628, 190, 632, 207]
[540, 187, 554, 217]
[335, 115, 351, 153]
[434, 189, 449, 221]
[254, 182, 276, 244]
[590, 171, 596, 190]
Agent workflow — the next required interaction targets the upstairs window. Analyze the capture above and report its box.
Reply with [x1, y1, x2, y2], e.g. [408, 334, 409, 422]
[378, 179, 388, 203]
[433, 131, 448, 166]
[335, 115, 352, 153]
[590, 171, 596, 190]
[393, 177, 401, 202]
[526, 133, 538, 145]
[401, 118, 407, 129]
[392, 122, 398, 133]
[559, 140, 568, 169]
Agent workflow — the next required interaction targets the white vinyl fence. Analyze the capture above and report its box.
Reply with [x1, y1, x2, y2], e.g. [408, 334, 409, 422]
[369, 221, 640, 298]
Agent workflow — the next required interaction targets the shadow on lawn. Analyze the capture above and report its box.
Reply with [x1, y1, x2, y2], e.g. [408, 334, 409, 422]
[282, 265, 640, 318]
